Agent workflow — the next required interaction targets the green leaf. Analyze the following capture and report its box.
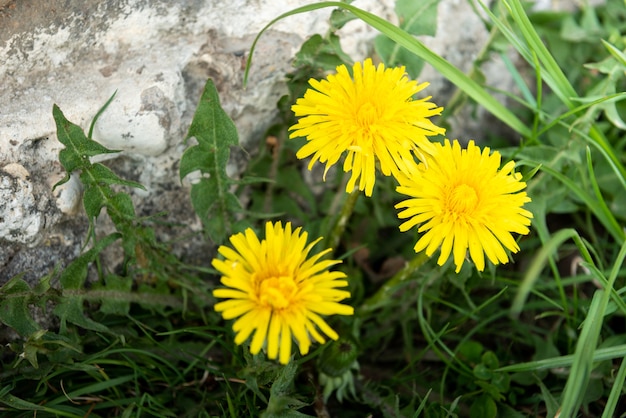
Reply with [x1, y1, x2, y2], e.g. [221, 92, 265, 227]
[499, 343, 626, 373]
[182, 78, 238, 175]
[21, 337, 43, 369]
[458, 340, 484, 364]
[232, 176, 274, 187]
[52, 104, 119, 190]
[521, 160, 625, 242]
[47, 375, 136, 405]
[0, 276, 41, 337]
[81, 176, 109, 219]
[329, 7, 356, 31]
[80, 165, 141, 223]
[602, 39, 626, 67]
[395, 0, 439, 36]
[86, 163, 145, 190]
[559, 15, 591, 42]
[469, 394, 497, 418]
[59, 233, 121, 289]
[262, 361, 310, 417]
[107, 192, 138, 227]
[181, 79, 241, 243]
[482, 351, 500, 369]
[374, 35, 425, 79]
[491, 373, 510, 393]
[188, 178, 235, 244]
[497, 403, 527, 418]
[54, 233, 120, 334]
[292, 33, 352, 71]
[270, 365, 299, 400]
[473, 364, 492, 380]
[54, 296, 110, 334]
[53, 101, 148, 267]
[0, 380, 89, 416]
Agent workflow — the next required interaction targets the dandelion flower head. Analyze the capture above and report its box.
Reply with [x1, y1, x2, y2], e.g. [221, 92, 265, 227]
[212, 221, 354, 364]
[289, 58, 445, 196]
[395, 139, 533, 273]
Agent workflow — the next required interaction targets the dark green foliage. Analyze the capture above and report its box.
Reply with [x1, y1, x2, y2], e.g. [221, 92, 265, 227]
[292, 33, 353, 71]
[53, 101, 146, 266]
[0, 275, 41, 338]
[53, 106, 120, 190]
[0, 232, 117, 343]
[180, 79, 243, 244]
[53, 233, 121, 334]
[261, 361, 310, 418]
[53, 96, 194, 284]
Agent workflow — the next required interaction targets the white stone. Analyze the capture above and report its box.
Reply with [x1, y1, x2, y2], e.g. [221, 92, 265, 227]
[0, 165, 42, 245]
[90, 71, 184, 156]
[50, 173, 83, 216]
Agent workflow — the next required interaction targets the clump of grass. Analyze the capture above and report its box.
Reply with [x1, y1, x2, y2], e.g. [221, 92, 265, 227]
[2, 0, 626, 417]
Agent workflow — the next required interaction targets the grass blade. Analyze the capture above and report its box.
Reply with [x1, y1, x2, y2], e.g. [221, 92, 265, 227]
[497, 343, 626, 373]
[560, 239, 626, 417]
[601, 355, 626, 418]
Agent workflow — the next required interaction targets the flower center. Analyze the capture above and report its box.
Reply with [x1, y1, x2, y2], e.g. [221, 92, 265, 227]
[258, 276, 298, 309]
[448, 183, 478, 215]
[356, 102, 379, 129]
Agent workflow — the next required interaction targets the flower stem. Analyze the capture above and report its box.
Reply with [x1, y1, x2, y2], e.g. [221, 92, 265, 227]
[327, 187, 360, 252]
[357, 252, 429, 315]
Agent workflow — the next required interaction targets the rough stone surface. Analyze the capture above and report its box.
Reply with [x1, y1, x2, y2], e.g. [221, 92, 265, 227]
[0, 0, 591, 283]
[1, 163, 46, 245]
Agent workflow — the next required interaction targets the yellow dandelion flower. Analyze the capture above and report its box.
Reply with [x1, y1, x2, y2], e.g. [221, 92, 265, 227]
[212, 221, 354, 364]
[289, 58, 445, 197]
[395, 139, 533, 273]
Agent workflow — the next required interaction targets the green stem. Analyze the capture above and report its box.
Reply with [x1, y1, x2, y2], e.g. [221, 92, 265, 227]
[358, 252, 429, 315]
[327, 188, 360, 252]
[263, 131, 285, 214]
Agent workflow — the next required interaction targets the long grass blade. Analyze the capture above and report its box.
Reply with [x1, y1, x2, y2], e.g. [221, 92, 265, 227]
[560, 240, 626, 417]
[497, 343, 626, 373]
[601, 356, 626, 418]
